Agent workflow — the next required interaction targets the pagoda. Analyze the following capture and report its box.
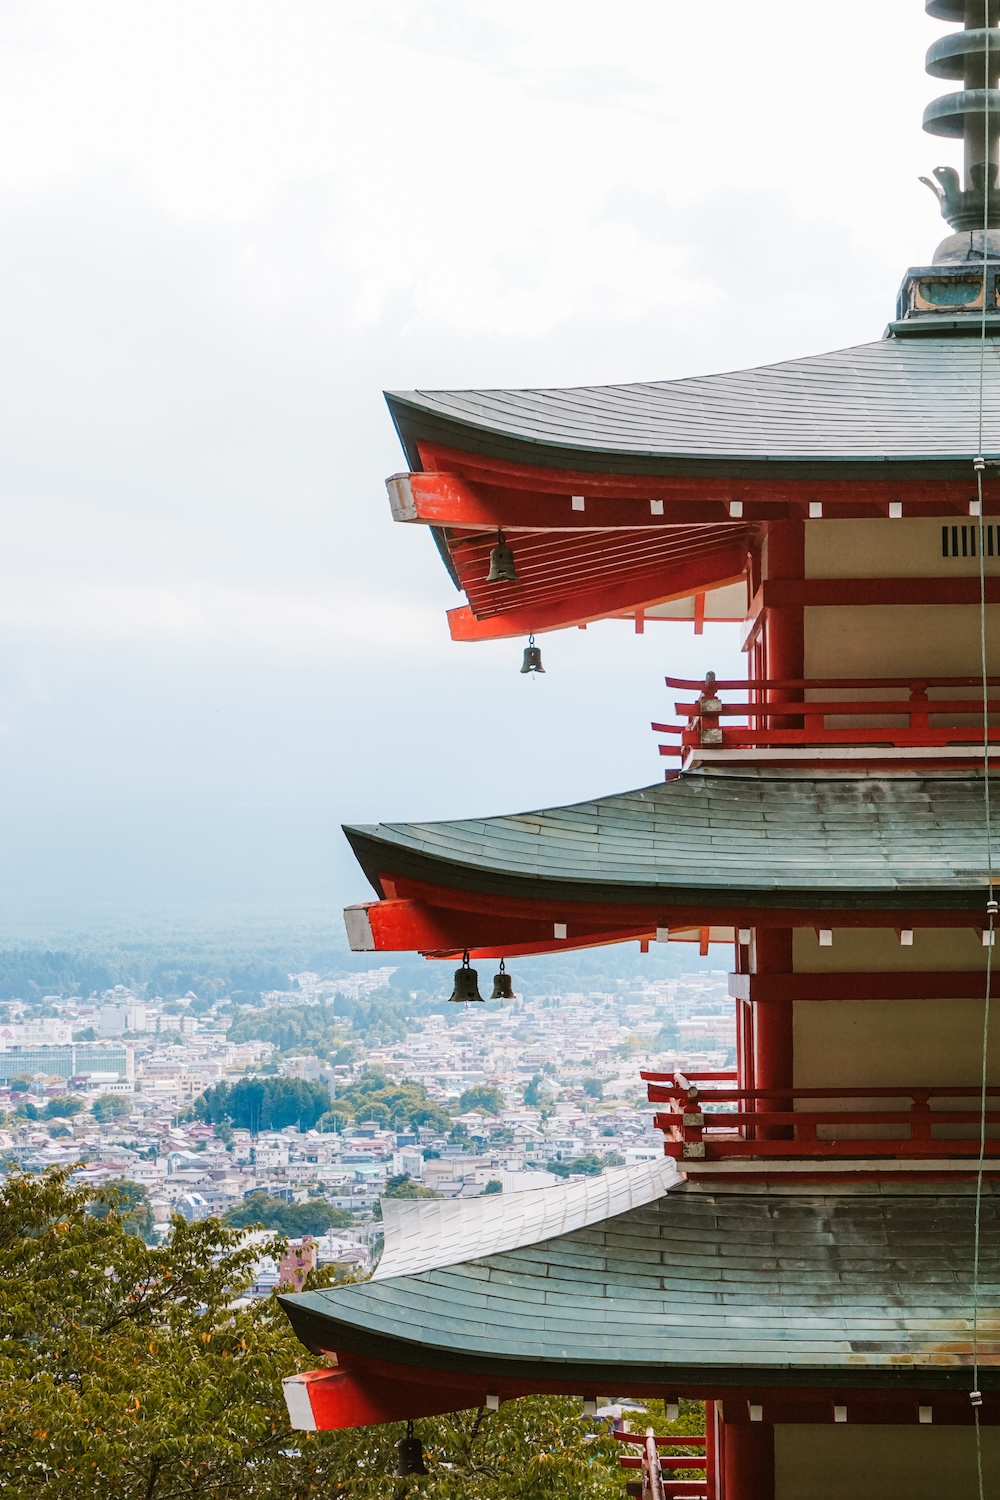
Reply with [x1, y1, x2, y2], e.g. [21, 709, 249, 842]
[280, 5, 1000, 1495]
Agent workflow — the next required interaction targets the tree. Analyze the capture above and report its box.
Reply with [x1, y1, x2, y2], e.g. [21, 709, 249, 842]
[383, 1173, 440, 1200]
[582, 1078, 603, 1100]
[194, 1076, 331, 1132]
[457, 1085, 504, 1115]
[92, 1093, 131, 1123]
[0, 1167, 663, 1499]
[87, 1179, 155, 1242]
[44, 1096, 83, 1119]
[333, 1067, 450, 1134]
[483, 1180, 503, 1195]
[224, 1191, 352, 1236]
[523, 1074, 546, 1106]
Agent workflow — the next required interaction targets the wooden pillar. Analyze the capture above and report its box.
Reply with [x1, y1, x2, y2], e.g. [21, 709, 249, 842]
[754, 928, 794, 1139]
[763, 520, 804, 731]
[721, 1421, 775, 1500]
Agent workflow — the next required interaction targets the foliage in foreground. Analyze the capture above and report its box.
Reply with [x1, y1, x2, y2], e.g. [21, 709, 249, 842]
[0, 1167, 671, 1499]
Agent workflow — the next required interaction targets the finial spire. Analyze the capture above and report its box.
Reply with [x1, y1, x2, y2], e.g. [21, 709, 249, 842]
[923, 0, 1000, 230]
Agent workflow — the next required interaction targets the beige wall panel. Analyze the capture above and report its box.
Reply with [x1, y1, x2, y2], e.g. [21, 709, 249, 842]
[805, 517, 1000, 579]
[774, 1425, 1000, 1500]
[793, 927, 988, 973]
[803, 603, 1000, 679]
[793, 998, 1000, 1088]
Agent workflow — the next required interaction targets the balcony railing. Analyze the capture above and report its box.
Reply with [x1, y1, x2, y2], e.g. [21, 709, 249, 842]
[644, 1070, 1000, 1161]
[654, 674, 1000, 760]
[614, 1426, 713, 1500]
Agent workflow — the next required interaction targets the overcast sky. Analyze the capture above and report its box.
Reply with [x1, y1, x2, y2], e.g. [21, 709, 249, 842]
[0, 0, 959, 926]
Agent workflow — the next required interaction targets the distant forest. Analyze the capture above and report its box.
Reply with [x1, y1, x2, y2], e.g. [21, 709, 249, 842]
[0, 914, 721, 1006]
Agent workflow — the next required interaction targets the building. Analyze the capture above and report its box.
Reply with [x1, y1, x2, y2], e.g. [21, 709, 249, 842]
[0, 1043, 133, 1085]
[281, 8, 1000, 1497]
[279, 1236, 318, 1294]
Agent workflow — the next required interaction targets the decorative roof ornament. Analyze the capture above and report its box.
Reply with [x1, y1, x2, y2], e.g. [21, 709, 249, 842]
[922, 0, 1000, 232]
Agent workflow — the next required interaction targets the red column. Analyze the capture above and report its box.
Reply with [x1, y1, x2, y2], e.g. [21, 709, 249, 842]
[763, 519, 805, 738]
[721, 1421, 775, 1500]
[754, 928, 794, 1139]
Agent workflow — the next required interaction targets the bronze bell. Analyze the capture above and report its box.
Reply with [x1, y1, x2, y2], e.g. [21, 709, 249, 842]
[395, 1422, 428, 1476]
[448, 951, 485, 1003]
[486, 532, 519, 585]
[490, 959, 515, 1000]
[520, 634, 545, 673]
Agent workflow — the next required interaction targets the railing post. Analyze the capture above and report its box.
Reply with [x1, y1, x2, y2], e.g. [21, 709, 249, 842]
[911, 1089, 932, 1143]
[909, 682, 930, 737]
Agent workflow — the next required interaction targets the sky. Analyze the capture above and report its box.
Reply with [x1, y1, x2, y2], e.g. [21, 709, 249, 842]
[0, 0, 962, 928]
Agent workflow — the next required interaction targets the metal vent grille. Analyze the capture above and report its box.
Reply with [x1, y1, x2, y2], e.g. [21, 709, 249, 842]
[942, 524, 997, 558]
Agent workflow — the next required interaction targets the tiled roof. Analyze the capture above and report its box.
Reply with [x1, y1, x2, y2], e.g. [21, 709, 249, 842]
[282, 1183, 1000, 1384]
[386, 335, 1000, 473]
[344, 772, 996, 912]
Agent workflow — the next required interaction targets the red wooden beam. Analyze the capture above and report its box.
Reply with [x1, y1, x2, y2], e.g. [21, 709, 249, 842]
[756, 577, 1000, 609]
[738, 972, 992, 1002]
[380, 874, 993, 931]
[415, 441, 1000, 511]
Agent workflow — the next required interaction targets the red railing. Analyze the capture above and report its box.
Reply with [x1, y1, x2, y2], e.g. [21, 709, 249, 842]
[654, 674, 1000, 758]
[644, 1070, 1000, 1161]
[614, 1426, 714, 1500]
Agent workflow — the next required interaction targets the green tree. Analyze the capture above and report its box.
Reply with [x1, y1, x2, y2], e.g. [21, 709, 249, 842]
[224, 1191, 352, 1235]
[383, 1173, 440, 1200]
[44, 1095, 84, 1119]
[92, 1093, 131, 1123]
[457, 1085, 504, 1115]
[194, 1076, 331, 1132]
[523, 1075, 546, 1106]
[483, 1180, 503, 1194]
[87, 1179, 155, 1242]
[582, 1078, 603, 1100]
[0, 1168, 648, 1500]
[333, 1067, 450, 1134]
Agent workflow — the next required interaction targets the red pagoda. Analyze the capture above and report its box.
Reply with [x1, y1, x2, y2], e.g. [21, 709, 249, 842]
[280, 5, 1000, 1495]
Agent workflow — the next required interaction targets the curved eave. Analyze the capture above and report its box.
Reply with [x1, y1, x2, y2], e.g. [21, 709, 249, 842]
[281, 1186, 1000, 1391]
[385, 335, 1000, 480]
[387, 391, 989, 482]
[343, 773, 997, 917]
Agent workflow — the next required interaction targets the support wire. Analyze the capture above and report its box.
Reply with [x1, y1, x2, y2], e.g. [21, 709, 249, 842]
[973, 6, 995, 1490]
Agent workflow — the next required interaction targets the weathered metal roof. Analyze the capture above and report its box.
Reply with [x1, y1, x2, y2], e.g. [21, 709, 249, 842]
[281, 1184, 1000, 1388]
[386, 335, 1000, 476]
[344, 771, 996, 913]
[374, 1159, 681, 1282]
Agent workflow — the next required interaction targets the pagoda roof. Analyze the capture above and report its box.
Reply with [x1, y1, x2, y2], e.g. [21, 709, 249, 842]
[344, 771, 995, 916]
[281, 1178, 1000, 1388]
[387, 334, 1000, 479]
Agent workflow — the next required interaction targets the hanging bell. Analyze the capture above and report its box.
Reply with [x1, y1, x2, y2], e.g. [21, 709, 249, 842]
[395, 1422, 429, 1476]
[520, 634, 545, 673]
[486, 531, 519, 585]
[448, 951, 485, 1003]
[490, 958, 515, 1000]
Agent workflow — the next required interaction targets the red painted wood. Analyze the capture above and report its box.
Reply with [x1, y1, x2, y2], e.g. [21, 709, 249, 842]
[414, 441, 1000, 510]
[743, 972, 992, 1002]
[721, 1421, 774, 1500]
[753, 931, 794, 1141]
[301, 1350, 1000, 1429]
[448, 546, 748, 640]
[758, 576, 1000, 608]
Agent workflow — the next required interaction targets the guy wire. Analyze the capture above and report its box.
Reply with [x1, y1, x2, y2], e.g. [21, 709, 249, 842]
[973, 5, 994, 1491]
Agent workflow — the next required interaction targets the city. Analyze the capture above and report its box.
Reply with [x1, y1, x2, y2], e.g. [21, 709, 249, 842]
[0, 950, 733, 1283]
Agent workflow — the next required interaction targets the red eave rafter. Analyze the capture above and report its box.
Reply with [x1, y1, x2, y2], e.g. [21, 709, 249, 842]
[447, 531, 750, 640]
[413, 442, 1000, 516]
